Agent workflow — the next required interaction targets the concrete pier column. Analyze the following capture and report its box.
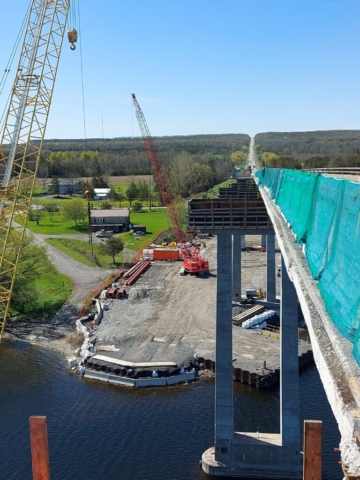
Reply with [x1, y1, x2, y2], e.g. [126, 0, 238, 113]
[232, 234, 242, 301]
[215, 232, 233, 462]
[241, 234, 245, 249]
[266, 234, 276, 301]
[280, 257, 301, 453]
[261, 234, 266, 248]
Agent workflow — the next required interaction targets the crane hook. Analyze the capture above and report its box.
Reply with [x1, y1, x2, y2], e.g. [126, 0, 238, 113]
[67, 29, 78, 51]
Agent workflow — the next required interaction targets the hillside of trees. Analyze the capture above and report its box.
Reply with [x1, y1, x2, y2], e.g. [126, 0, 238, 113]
[254, 130, 360, 169]
[33, 133, 250, 197]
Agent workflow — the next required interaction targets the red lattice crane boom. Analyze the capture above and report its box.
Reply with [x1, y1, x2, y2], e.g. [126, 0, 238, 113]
[131, 94, 185, 242]
[131, 93, 209, 275]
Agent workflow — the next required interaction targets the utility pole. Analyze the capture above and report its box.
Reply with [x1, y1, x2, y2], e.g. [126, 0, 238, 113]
[149, 177, 152, 211]
[85, 189, 93, 256]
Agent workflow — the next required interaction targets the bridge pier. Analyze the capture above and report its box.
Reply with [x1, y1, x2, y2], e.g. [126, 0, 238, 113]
[232, 234, 242, 301]
[202, 235, 302, 479]
[266, 234, 276, 301]
[214, 232, 234, 460]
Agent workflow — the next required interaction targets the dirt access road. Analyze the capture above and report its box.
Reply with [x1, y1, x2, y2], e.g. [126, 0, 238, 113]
[93, 235, 286, 371]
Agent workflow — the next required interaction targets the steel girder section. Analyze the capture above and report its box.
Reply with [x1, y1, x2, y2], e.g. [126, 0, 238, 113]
[0, 0, 70, 343]
[187, 197, 273, 232]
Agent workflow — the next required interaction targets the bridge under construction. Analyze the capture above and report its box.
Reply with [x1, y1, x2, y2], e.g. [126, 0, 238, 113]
[188, 165, 360, 479]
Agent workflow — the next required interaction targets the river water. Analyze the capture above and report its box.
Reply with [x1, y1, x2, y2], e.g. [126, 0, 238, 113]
[0, 340, 342, 480]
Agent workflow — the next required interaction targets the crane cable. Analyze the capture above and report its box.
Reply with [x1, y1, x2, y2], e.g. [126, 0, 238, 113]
[68, 0, 87, 146]
[0, 2, 31, 128]
[77, 0, 88, 147]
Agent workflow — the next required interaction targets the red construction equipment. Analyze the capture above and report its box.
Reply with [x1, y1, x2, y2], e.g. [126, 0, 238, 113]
[131, 94, 209, 275]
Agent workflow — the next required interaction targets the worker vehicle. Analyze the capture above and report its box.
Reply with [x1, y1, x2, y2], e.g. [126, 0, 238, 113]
[131, 94, 209, 275]
[95, 230, 110, 238]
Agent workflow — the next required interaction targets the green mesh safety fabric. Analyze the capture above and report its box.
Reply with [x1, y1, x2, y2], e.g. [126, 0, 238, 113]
[255, 168, 360, 365]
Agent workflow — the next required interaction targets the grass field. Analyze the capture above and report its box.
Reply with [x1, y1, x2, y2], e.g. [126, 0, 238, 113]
[21, 207, 169, 236]
[10, 261, 72, 317]
[130, 209, 170, 233]
[45, 238, 128, 267]
[213, 178, 236, 192]
[31, 271, 73, 316]
[42, 210, 170, 258]
[17, 212, 89, 234]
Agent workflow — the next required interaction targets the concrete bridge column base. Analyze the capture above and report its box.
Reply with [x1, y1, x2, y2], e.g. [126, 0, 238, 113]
[202, 433, 302, 479]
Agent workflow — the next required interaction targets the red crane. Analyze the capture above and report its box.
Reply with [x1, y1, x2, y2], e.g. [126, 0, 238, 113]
[131, 93, 209, 275]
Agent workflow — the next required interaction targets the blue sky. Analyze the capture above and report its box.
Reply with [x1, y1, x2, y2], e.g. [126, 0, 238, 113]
[1, 0, 360, 139]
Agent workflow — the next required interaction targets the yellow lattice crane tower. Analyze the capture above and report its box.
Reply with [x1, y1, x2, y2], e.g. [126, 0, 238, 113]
[0, 0, 72, 345]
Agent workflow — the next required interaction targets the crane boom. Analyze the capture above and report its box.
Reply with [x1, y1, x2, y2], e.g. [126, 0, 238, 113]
[131, 93, 209, 275]
[131, 94, 186, 242]
[0, 0, 70, 344]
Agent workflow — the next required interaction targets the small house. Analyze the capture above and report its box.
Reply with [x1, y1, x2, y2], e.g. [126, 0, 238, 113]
[90, 208, 130, 234]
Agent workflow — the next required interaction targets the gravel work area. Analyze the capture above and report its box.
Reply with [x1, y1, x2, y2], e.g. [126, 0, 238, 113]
[92, 238, 219, 365]
[6, 232, 310, 377]
[87, 235, 310, 372]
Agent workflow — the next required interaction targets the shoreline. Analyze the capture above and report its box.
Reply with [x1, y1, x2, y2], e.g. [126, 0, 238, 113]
[4, 318, 76, 359]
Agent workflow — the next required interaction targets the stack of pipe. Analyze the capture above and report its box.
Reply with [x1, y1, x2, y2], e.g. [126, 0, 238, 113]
[124, 261, 150, 286]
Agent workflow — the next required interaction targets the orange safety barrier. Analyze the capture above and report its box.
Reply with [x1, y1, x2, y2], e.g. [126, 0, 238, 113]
[134, 229, 163, 262]
[77, 267, 124, 318]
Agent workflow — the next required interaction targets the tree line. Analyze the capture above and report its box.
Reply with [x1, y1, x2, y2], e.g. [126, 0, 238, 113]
[37, 133, 249, 179]
[30, 133, 251, 198]
[254, 130, 360, 169]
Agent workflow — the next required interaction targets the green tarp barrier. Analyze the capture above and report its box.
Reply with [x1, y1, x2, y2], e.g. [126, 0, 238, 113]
[256, 168, 360, 365]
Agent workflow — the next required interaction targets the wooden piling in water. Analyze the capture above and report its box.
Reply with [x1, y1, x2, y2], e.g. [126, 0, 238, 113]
[29, 416, 51, 480]
[303, 420, 322, 480]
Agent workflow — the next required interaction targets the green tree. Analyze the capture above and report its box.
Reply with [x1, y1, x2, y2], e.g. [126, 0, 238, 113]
[49, 176, 60, 197]
[173, 195, 187, 227]
[116, 189, 126, 206]
[30, 203, 45, 225]
[262, 152, 280, 167]
[126, 182, 139, 206]
[192, 163, 214, 192]
[43, 201, 59, 221]
[230, 151, 245, 166]
[101, 201, 112, 209]
[99, 236, 124, 264]
[79, 150, 100, 176]
[61, 199, 87, 226]
[91, 173, 108, 189]
[132, 200, 142, 212]
[0, 233, 49, 313]
[167, 151, 193, 197]
[241, 145, 249, 154]
[108, 187, 117, 205]
[137, 180, 149, 205]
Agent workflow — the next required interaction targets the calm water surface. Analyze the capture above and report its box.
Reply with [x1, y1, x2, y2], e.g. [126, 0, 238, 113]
[0, 340, 342, 479]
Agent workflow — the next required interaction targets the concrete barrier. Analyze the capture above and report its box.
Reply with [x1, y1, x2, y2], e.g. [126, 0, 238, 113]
[84, 370, 109, 382]
[108, 375, 136, 387]
[166, 371, 196, 385]
[135, 378, 167, 388]
[84, 369, 196, 388]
